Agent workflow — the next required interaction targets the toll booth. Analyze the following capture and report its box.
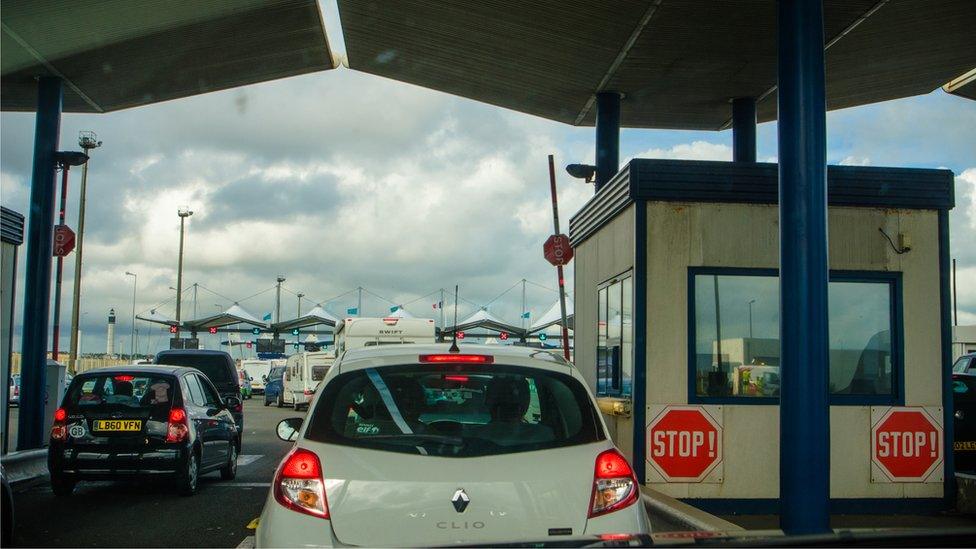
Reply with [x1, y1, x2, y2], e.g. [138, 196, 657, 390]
[1, 207, 25, 453]
[570, 159, 954, 513]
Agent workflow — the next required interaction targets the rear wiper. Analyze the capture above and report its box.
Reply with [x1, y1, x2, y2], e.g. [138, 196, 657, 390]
[365, 434, 464, 446]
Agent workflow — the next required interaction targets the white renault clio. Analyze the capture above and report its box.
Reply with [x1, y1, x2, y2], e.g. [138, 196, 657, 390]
[256, 344, 650, 547]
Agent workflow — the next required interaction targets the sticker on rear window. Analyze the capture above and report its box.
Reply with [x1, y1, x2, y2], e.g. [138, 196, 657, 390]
[69, 424, 86, 438]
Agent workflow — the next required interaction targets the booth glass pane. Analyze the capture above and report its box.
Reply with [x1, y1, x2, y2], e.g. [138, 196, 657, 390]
[596, 286, 608, 395]
[621, 277, 633, 397]
[828, 281, 893, 396]
[693, 274, 780, 399]
[608, 280, 622, 392]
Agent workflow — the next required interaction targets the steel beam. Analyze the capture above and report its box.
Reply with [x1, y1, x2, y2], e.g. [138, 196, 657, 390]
[17, 77, 63, 450]
[732, 97, 757, 162]
[777, 0, 830, 534]
[594, 92, 621, 192]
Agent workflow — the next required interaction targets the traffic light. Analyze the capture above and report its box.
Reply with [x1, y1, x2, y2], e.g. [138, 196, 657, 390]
[499, 331, 509, 341]
[292, 328, 300, 336]
[293, 342, 300, 349]
[456, 331, 465, 340]
[538, 332, 547, 342]
[251, 327, 261, 335]
[209, 327, 218, 334]
[245, 341, 253, 349]
[169, 325, 178, 334]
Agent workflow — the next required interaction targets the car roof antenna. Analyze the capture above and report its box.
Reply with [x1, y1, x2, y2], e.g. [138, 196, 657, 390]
[449, 284, 460, 353]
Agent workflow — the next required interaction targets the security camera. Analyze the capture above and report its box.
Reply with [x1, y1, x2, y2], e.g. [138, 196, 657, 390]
[565, 164, 596, 183]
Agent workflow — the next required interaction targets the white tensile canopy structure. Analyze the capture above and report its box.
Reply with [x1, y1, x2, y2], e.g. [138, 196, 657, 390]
[271, 305, 340, 332]
[530, 300, 575, 333]
[183, 303, 266, 331]
[443, 309, 526, 337]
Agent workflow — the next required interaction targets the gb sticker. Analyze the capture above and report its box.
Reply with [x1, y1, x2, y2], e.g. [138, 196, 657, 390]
[69, 424, 87, 438]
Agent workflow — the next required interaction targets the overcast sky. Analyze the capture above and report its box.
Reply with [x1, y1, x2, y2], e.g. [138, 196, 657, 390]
[1, 1, 974, 358]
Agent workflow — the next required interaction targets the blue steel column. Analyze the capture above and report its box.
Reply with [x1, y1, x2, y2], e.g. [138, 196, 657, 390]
[732, 97, 757, 163]
[777, 0, 830, 534]
[594, 91, 621, 192]
[17, 77, 63, 450]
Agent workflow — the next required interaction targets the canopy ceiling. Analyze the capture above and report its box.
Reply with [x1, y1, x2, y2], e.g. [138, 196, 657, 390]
[337, 0, 976, 130]
[2, 0, 334, 112]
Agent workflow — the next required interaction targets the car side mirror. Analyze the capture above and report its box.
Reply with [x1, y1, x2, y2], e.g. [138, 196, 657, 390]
[224, 396, 242, 409]
[276, 418, 303, 442]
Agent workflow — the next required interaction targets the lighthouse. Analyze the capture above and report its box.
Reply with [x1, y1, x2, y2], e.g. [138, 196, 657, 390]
[106, 308, 116, 355]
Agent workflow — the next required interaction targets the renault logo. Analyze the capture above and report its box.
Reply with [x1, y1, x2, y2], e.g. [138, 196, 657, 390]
[451, 488, 470, 513]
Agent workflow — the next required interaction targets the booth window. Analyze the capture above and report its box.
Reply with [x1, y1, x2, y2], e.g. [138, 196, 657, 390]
[688, 268, 902, 405]
[597, 274, 632, 397]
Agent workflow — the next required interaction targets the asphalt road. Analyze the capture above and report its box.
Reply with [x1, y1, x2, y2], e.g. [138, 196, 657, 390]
[10, 397, 302, 548]
[9, 398, 685, 547]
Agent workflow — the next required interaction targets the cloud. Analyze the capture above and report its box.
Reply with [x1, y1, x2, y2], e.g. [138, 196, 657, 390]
[630, 140, 732, 162]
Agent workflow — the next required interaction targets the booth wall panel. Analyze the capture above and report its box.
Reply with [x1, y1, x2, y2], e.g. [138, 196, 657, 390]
[572, 204, 635, 447]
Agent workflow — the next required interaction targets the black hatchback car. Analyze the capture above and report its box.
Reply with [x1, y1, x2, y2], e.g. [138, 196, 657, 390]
[48, 366, 240, 496]
[953, 372, 976, 473]
[155, 350, 244, 437]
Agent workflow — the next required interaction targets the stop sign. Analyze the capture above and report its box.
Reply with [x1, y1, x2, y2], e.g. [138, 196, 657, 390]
[543, 234, 573, 266]
[53, 224, 75, 257]
[647, 406, 723, 482]
[871, 407, 943, 482]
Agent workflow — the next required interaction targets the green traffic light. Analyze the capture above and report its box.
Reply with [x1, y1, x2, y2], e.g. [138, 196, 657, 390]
[538, 333, 547, 341]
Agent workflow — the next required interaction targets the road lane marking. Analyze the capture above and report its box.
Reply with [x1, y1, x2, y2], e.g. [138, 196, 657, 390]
[237, 536, 256, 548]
[237, 454, 263, 467]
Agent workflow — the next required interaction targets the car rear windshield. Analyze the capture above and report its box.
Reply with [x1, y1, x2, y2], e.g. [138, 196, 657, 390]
[156, 354, 234, 386]
[64, 374, 175, 420]
[311, 365, 329, 381]
[305, 364, 604, 457]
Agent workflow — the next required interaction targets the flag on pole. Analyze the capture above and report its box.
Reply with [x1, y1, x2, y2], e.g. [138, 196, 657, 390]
[262, 312, 272, 321]
[346, 307, 358, 315]
[521, 311, 530, 319]
[390, 305, 399, 313]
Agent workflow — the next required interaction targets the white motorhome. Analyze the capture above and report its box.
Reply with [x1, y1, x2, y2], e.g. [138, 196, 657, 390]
[283, 351, 335, 410]
[334, 317, 437, 354]
[240, 359, 273, 394]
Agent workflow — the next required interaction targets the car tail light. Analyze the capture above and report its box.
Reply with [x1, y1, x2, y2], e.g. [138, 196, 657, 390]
[165, 407, 189, 443]
[51, 408, 68, 441]
[589, 449, 639, 518]
[419, 354, 493, 364]
[274, 447, 329, 519]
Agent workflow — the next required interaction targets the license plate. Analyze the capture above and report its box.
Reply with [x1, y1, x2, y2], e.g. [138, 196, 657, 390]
[93, 419, 142, 432]
[955, 441, 976, 451]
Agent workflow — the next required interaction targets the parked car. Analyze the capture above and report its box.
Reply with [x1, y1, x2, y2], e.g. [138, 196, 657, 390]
[8, 374, 20, 406]
[953, 353, 976, 375]
[239, 369, 253, 400]
[953, 372, 976, 473]
[47, 366, 241, 497]
[155, 350, 244, 440]
[256, 344, 649, 547]
[264, 366, 286, 407]
[283, 352, 334, 410]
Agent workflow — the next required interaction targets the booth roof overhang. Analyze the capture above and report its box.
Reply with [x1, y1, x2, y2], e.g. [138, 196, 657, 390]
[336, 0, 975, 130]
[943, 68, 976, 101]
[270, 305, 340, 331]
[1, 0, 335, 113]
[181, 304, 266, 331]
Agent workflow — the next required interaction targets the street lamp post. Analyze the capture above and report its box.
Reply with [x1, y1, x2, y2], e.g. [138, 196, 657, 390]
[68, 131, 102, 373]
[296, 292, 305, 344]
[275, 276, 286, 323]
[125, 272, 137, 358]
[175, 207, 193, 332]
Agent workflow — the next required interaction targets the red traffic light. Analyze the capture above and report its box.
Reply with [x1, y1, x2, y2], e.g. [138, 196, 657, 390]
[246, 341, 253, 349]
[209, 327, 218, 334]
[169, 325, 178, 334]
[499, 331, 509, 341]
[457, 331, 465, 340]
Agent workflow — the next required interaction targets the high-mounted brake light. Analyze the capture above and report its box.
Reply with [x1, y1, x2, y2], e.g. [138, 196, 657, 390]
[589, 449, 638, 518]
[382, 317, 399, 325]
[419, 354, 493, 364]
[274, 447, 328, 518]
[444, 375, 469, 382]
[51, 408, 68, 441]
[166, 407, 189, 443]
[114, 374, 135, 382]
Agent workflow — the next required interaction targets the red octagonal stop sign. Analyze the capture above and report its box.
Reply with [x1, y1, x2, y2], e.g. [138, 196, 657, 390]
[647, 406, 723, 482]
[871, 407, 943, 482]
[543, 234, 573, 266]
